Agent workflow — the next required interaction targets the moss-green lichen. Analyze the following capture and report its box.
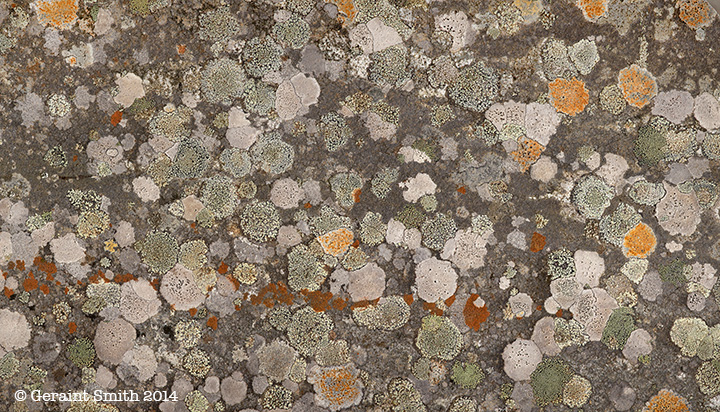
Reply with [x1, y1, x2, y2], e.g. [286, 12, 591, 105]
[260, 384, 293, 410]
[451, 362, 485, 389]
[602, 307, 635, 350]
[201, 58, 246, 105]
[352, 296, 410, 331]
[179, 240, 208, 271]
[546, 248, 576, 280]
[415, 315, 462, 360]
[530, 358, 573, 407]
[319, 112, 353, 152]
[272, 14, 310, 49]
[250, 132, 295, 175]
[137, 230, 179, 274]
[67, 337, 95, 369]
[359, 211, 386, 246]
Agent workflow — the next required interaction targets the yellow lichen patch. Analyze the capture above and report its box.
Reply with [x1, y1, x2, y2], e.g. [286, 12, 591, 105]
[512, 138, 545, 172]
[642, 389, 690, 412]
[548, 77, 589, 116]
[576, 0, 609, 20]
[329, 0, 357, 25]
[33, 0, 79, 30]
[618, 64, 658, 109]
[623, 222, 657, 258]
[317, 228, 354, 256]
[677, 0, 715, 29]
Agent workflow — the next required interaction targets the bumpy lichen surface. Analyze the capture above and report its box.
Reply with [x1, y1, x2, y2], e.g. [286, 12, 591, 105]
[1, 0, 719, 410]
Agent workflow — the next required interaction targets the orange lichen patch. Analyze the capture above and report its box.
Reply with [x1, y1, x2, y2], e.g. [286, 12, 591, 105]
[189, 308, 198, 316]
[618, 64, 658, 108]
[317, 228, 354, 256]
[512, 138, 545, 172]
[226, 275, 240, 291]
[113, 273, 136, 283]
[68, 322, 77, 334]
[351, 239, 360, 248]
[422, 301, 444, 316]
[302, 289, 334, 312]
[548, 77, 589, 116]
[329, 0, 357, 25]
[34, 256, 57, 276]
[313, 365, 362, 409]
[218, 261, 229, 275]
[4, 287, 13, 298]
[177, 44, 186, 54]
[249, 281, 294, 307]
[33, 0, 79, 30]
[16, 260, 25, 271]
[352, 188, 361, 203]
[350, 298, 380, 310]
[444, 295, 456, 307]
[464, 293, 489, 331]
[623, 222, 657, 258]
[88, 270, 110, 284]
[23, 273, 38, 292]
[678, 0, 714, 29]
[110, 110, 123, 126]
[332, 297, 347, 310]
[39, 284, 50, 295]
[457, 186, 467, 194]
[304, 202, 312, 209]
[529, 232, 546, 253]
[556, 309, 563, 317]
[403, 294, 414, 305]
[642, 389, 690, 412]
[576, 0, 608, 20]
[207, 316, 218, 330]
[7, 261, 14, 270]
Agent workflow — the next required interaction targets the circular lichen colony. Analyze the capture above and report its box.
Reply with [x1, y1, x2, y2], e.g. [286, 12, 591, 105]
[250, 132, 295, 175]
[448, 62, 500, 113]
[415, 315, 462, 360]
[242, 37, 283, 78]
[240, 200, 280, 243]
[286, 307, 333, 357]
[201, 176, 238, 219]
[530, 358, 573, 407]
[138, 230, 179, 274]
[272, 14, 310, 49]
[287, 244, 327, 292]
[220, 148, 252, 177]
[420, 213, 457, 251]
[200, 57, 246, 105]
[571, 174, 613, 219]
[171, 138, 210, 178]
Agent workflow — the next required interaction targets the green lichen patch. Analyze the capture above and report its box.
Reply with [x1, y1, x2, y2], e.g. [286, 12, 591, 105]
[66, 337, 95, 368]
[530, 358, 573, 407]
[415, 315, 462, 360]
[602, 307, 635, 350]
[451, 361, 485, 389]
[137, 230, 179, 274]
